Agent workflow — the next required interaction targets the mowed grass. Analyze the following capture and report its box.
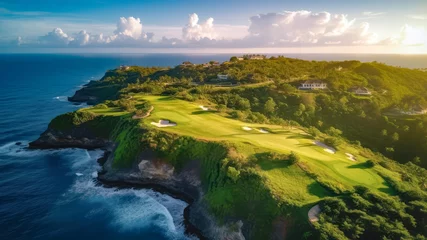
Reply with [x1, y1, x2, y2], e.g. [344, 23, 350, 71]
[137, 95, 391, 204]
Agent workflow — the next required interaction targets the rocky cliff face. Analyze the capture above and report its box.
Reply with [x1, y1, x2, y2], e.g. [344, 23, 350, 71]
[68, 87, 99, 105]
[29, 129, 111, 150]
[31, 127, 245, 240]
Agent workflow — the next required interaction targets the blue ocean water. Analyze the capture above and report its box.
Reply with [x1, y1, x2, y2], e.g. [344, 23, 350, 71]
[0, 53, 426, 240]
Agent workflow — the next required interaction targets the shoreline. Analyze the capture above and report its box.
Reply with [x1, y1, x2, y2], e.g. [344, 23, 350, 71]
[96, 177, 207, 240]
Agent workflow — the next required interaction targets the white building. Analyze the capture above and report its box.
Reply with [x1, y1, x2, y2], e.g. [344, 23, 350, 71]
[352, 87, 372, 95]
[217, 74, 229, 80]
[299, 80, 327, 90]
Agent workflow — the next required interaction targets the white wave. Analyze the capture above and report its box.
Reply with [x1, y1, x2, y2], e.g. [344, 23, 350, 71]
[53, 96, 68, 102]
[76, 173, 83, 176]
[60, 150, 190, 239]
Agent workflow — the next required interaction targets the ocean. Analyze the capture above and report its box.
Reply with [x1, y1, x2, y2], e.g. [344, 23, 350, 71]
[0, 53, 426, 240]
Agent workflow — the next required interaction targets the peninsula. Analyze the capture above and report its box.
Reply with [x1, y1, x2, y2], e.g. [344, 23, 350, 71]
[31, 57, 427, 240]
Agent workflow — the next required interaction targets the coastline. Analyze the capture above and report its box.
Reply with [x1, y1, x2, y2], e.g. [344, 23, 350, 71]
[96, 177, 207, 240]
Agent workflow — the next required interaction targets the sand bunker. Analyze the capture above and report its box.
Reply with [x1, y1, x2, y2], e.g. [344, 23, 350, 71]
[257, 129, 269, 133]
[314, 141, 336, 154]
[308, 205, 321, 223]
[242, 126, 252, 131]
[151, 120, 177, 128]
[199, 105, 209, 111]
[345, 153, 357, 161]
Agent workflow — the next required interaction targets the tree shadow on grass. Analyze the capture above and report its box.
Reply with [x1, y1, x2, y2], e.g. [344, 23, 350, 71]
[157, 96, 174, 101]
[258, 160, 292, 170]
[287, 134, 314, 140]
[307, 182, 331, 198]
[298, 143, 314, 148]
[347, 161, 374, 169]
[191, 110, 215, 115]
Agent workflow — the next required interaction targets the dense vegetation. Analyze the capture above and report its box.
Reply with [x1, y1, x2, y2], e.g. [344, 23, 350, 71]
[55, 57, 427, 239]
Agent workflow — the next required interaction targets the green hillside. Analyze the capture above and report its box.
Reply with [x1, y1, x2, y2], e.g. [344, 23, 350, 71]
[61, 57, 427, 239]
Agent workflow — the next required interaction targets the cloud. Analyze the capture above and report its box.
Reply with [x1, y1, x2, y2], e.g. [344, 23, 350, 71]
[6, 10, 423, 49]
[114, 17, 143, 39]
[0, 7, 49, 16]
[380, 25, 426, 46]
[245, 10, 378, 46]
[362, 12, 386, 17]
[406, 15, 427, 20]
[69, 30, 90, 46]
[38, 28, 73, 46]
[182, 13, 216, 41]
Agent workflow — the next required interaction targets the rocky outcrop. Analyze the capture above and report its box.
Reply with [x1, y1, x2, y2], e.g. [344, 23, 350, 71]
[31, 124, 245, 240]
[29, 129, 111, 150]
[98, 150, 246, 240]
[68, 87, 99, 105]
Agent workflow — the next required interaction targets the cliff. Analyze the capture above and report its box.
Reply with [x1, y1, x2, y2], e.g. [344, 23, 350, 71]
[30, 112, 246, 240]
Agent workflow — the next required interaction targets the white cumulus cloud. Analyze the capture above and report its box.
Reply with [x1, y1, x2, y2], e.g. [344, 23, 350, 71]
[182, 13, 216, 41]
[114, 17, 143, 39]
[38, 28, 73, 46]
[245, 10, 380, 46]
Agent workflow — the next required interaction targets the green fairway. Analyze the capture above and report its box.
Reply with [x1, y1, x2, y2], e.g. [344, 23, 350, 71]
[134, 95, 391, 203]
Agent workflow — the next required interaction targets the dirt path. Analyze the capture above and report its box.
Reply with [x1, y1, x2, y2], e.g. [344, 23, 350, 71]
[132, 106, 154, 119]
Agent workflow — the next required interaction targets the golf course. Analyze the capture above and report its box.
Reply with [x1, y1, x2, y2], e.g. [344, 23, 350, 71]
[95, 94, 392, 205]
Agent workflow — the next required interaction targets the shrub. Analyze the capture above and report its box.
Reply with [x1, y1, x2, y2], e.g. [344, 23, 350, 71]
[288, 151, 300, 164]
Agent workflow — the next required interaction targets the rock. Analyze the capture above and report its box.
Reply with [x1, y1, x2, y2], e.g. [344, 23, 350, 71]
[15, 142, 22, 146]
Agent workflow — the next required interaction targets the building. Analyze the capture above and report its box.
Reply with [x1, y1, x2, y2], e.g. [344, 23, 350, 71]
[181, 61, 193, 66]
[401, 105, 427, 115]
[211, 61, 220, 66]
[217, 74, 229, 81]
[237, 57, 244, 61]
[118, 65, 130, 71]
[299, 80, 327, 90]
[245, 54, 266, 60]
[351, 87, 372, 95]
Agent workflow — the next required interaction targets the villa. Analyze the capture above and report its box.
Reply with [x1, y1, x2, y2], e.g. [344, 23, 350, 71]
[118, 65, 130, 71]
[351, 87, 372, 95]
[217, 74, 229, 81]
[181, 61, 194, 66]
[299, 80, 328, 90]
[400, 105, 427, 115]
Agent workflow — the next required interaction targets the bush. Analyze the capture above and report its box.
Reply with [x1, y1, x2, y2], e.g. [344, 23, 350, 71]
[324, 137, 341, 149]
[94, 104, 108, 109]
[288, 152, 300, 164]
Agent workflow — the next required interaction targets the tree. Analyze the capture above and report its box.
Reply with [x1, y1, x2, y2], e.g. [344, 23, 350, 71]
[230, 56, 238, 62]
[288, 152, 300, 164]
[264, 97, 277, 114]
[391, 132, 399, 142]
[217, 104, 227, 113]
[308, 126, 321, 137]
[381, 129, 388, 136]
[326, 127, 343, 137]
[227, 166, 240, 182]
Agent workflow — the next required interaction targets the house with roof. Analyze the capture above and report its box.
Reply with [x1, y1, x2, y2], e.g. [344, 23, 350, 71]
[351, 87, 372, 95]
[181, 61, 194, 66]
[299, 80, 327, 90]
[217, 74, 229, 81]
[118, 65, 130, 71]
[400, 105, 427, 115]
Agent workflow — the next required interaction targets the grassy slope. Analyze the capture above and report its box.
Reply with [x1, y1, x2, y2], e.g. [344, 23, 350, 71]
[130, 95, 391, 205]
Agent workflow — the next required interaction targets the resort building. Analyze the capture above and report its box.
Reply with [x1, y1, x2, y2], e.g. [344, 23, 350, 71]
[351, 87, 372, 95]
[181, 61, 194, 66]
[217, 74, 229, 81]
[118, 65, 130, 70]
[299, 80, 328, 90]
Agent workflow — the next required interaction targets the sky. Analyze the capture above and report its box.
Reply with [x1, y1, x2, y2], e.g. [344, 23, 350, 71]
[0, 0, 426, 53]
